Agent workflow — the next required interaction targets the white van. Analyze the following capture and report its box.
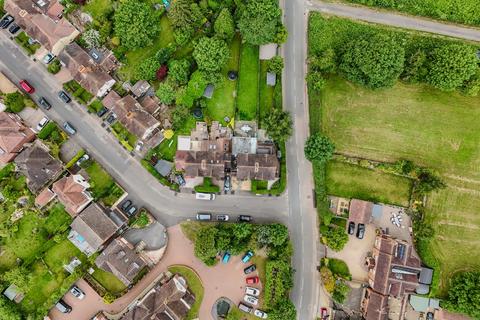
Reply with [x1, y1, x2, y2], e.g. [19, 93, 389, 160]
[195, 192, 215, 200]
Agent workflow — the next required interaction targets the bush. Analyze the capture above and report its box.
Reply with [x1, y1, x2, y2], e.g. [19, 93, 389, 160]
[332, 281, 350, 304]
[194, 177, 220, 193]
[323, 226, 348, 251]
[305, 133, 335, 163]
[267, 56, 284, 75]
[47, 59, 61, 74]
[327, 258, 352, 280]
[264, 260, 294, 308]
[37, 122, 57, 140]
[5, 92, 26, 113]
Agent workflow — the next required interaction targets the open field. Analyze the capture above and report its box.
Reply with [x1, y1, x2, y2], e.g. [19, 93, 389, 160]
[237, 44, 259, 121]
[318, 75, 480, 295]
[206, 34, 241, 124]
[326, 160, 412, 207]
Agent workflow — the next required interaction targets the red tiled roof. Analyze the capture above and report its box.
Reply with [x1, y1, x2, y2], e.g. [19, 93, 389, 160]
[0, 112, 35, 164]
[349, 199, 373, 224]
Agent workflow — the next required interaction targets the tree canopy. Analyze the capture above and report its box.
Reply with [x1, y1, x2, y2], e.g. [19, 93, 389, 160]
[168, 0, 204, 32]
[443, 271, 480, 318]
[156, 82, 176, 105]
[5, 92, 25, 113]
[193, 226, 217, 265]
[268, 299, 297, 320]
[193, 37, 229, 73]
[236, 0, 282, 45]
[304, 133, 335, 163]
[323, 226, 349, 251]
[267, 56, 284, 75]
[168, 59, 191, 85]
[262, 108, 292, 142]
[214, 8, 235, 40]
[340, 33, 405, 88]
[427, 43, 478, 91]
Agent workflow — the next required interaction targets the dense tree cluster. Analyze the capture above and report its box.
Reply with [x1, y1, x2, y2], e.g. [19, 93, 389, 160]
[193, 37, 229, 73]
[114, 0, 160, 50]
[262, 108, 292, 142]
[443, 271, 480, 318]
[304, 134, 335, 163]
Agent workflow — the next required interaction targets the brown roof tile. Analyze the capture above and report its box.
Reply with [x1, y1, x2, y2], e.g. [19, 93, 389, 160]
[112, 95, 160, 139]
[52, 174, 92, 217]
[0, 112, 35, 164]
[349, 199, 373, 224]
[175, 150, 229, 179]
[34, 187, 55, 208]
[362, 288, 389, 320]
[236, 153, 279, 181]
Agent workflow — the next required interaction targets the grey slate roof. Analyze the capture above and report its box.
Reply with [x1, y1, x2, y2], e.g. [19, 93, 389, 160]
[154, 159, 173, 177]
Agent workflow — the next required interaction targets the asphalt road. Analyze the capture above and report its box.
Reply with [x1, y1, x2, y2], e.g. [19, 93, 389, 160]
[307, 0, 480, 42]
[0, 32, 289, 229]
[282, 0, 321, 319]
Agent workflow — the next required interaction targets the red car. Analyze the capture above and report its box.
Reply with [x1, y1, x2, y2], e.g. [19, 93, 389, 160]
[19, 80, 34, 93]
[321, 307, 329, 319]
[246, 276, 259, 284]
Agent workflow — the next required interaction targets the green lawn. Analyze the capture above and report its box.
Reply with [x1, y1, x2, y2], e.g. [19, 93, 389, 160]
[206, 33, 241, 124]
[111, 121, 137, 149]
[259, 60, 275, 122]
[168, 265, 204, 320]
[319, 75, 480, 296]
[92, 267, 127, 294]
[326, 160, 412, 207]
[118, 14, 174, 80]
[83, 0, 113, 21]
[84, 161, 124, 204]
[237, 44, 260, 121]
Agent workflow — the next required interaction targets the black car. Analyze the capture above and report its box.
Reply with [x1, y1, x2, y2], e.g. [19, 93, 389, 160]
[105, 113, 117, 125]
[348, 221, 355, 235]
[244, 264, 256, 274]
[38, 97, 52, 110]
[58, 90, 71, 103]
[0, 15, 14, 29]
[237, 215, 252, 222]
[426, 312, 434, 320]
[121, 200, 132, 212]
[356, 223, 365, 239]
[8, 23, 19, 34]
[97, 106, 108, 117]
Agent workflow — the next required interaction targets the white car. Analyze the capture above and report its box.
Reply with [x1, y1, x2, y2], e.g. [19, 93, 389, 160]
[243, 294, 258, 306]
[245, 286, 260, 297]
[254, 309, 268, 319]
[35, 116, 49, 132]
[70, 285, 85, 299]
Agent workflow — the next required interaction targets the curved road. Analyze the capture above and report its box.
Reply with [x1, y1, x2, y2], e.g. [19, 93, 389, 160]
[1, 1, 480, 318]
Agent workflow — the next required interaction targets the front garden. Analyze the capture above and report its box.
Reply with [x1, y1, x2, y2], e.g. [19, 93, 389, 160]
[81, 160, 124, 206]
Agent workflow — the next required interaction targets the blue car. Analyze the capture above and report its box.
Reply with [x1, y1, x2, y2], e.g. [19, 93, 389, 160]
[222, 252, 231, 264]
[242, 251, 254, 263]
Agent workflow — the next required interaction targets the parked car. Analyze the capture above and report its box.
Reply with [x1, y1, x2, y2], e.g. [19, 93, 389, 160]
[134, 141, 144, 152]
[63, 122, 76, 135]
[97, 106, 108, 117]
[242, 251, 254, 263]
[348, 221, 355, 235]
[246, 276, 259, 284]
[127, 206, 137, 217]
[195, 192, 215, 200]
[254, 309, 268, 319]
[426, 312, 434, 320]
[196, 213, 212, 221]
[216, 214, 229, 222]
[58, 90, 71, 103]
[0, 15, 14, 29]
[244, 264, 256, 274]
[356, 223, 365, 239]
[237, 215, 252, 222]
[238, 303, 252, 313]
[176, 174, 186, 186]
[222, 252, 231, 264]
[245, 287, 260, 297]
[42, 53, 55, 64]
[55, 300, 72, 313]
[76, 154, 90, 167]
[70, 285, 85, 299]
[121, 200, 132, 212]
[8, 23, 19, 34]
[35, 116, 49, 132]
[105, 112, 117, 125]
[224, 175, 231, 192]
[19, 80, 34, 93]
[243, 295, 259, 306]
[320, 307, 329, 319]
[38, 97, 52, 110]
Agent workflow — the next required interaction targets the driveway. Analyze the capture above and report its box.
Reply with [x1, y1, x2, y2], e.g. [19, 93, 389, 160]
[123, 221, 167, 250]
[49, 225, 261, 320]
[327, 224, 376, 282]
[60, 139, 82, 164]
[18, 106, 46, 131]
[49, 279, 104, 320]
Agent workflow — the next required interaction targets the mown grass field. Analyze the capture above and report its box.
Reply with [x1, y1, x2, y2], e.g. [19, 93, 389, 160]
[319, 75, 480, 295]
[326, 160, 412, 207]
[237, 44, 259, 120]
